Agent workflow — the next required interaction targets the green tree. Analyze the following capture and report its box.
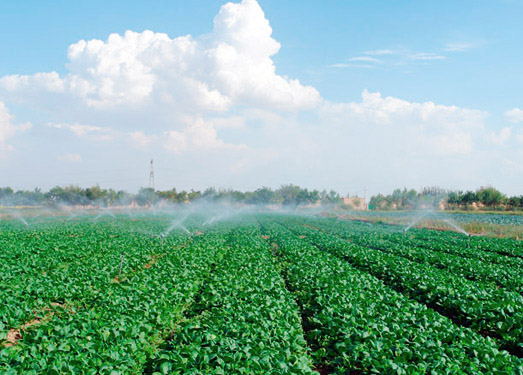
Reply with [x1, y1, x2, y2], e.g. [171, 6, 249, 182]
[135, 187, 158, 206]
[476, 186, 504, 208]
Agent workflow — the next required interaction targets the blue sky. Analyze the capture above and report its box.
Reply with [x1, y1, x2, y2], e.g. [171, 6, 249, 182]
[0, 0, 522, 195]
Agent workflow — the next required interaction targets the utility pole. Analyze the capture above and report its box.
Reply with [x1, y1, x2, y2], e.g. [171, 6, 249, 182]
[149, 159, 155, 190]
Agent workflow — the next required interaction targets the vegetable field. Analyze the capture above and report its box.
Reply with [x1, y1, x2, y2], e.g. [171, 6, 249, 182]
[1, 213, 523, 374]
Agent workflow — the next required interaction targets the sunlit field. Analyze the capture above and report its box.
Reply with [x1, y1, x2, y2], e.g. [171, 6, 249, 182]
[1, 210, 523, 374]
[330, 210, 523, 240]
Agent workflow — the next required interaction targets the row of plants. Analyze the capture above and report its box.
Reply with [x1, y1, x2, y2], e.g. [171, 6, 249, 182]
[389, 222, 523, 258]
[0, 221, 183, 333]
[0, 220, 224, 374]
[318, 217, 523, 267]
[259, 218, 522, 373]
[342, 210, 523, 227]
[394, 228, 523, 268]
[279, 217, 523, 356]
[300, 218, 523, 294]
[147, 224, 315, 374]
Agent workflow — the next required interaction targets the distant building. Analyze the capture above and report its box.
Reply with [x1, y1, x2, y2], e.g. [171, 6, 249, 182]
[342, 196, 367, 210]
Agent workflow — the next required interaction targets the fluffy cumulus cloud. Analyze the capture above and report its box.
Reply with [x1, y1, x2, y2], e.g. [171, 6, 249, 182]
[0, 0, 322, 157]
[487, 127, 512, 146]
[163, 116, 247, 154]
[0, 0, 520, 193]
[48, 122, 114, 141]
[0, 101, 31, 152]
[505, 108, 523, 123]
[320, 90, 485, 155]
[0, 0, 319, 114]
[129, 131, 158, 148]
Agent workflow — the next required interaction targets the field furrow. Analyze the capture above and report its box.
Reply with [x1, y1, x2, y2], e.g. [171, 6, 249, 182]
[145, 225, 315, 374]
[261, 218, 522, 373]
[278, 217, 523, 356]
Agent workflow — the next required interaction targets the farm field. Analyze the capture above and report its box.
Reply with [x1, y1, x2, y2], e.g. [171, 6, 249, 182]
[1, 212, 523, 374]
[333, 210, 523, 239]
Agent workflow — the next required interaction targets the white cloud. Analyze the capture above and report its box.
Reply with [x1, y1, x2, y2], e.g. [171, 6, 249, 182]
[128, 131, 158, 148]
[347, 56, 381, 63]
[328, 63, 373, 69]
[49, 122, 162, 148]
[505, 108, 523, 123]
[0, 0, 519, 195]
[333, 49, 446, 69]
[57, 153, 82, 162]
[163, 116, 247, 154]
[409, 52, 446, 61]
[320, 90, 485, 156]
[443, 42, 476, 52]
[209, 116, 246, 129]
[1, 0, 319, 115]
[0, 101, 31, 151]
[0, 71, 65, 94]
[487, 127, 512, 146]
[48, 122, 114, 141]
[364, 49, 395, 55]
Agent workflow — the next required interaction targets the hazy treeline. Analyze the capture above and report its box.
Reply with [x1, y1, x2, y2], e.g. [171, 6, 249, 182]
[0, 185, 341, 207]
[370, 186, 523, 211]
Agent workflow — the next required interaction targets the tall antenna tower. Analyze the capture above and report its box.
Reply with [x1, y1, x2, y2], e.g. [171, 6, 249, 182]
[149, 159, 155, 189]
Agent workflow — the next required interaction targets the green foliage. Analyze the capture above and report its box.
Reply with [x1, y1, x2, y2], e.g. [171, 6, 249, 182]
[288, 216, 523, 356]
[1, 214, 523, 373]
[134, 187, 158, 206]
[476, 186, 505, 207]
[369, 186, 522, 211]
[147, 226, 315, 374]
[260, 217, 523, 373]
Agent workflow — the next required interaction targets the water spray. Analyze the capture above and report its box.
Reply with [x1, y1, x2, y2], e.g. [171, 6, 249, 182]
[160, 234, 165, 248]
[404, 211, 433, 235]
[468, 234, 471, 248]
[11, 211, 29, 228]
[443, 219, 469, 236]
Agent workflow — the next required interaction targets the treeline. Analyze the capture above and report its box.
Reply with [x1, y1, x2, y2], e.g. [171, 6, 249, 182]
[0, 185, 342, 207]
[369, 186, 523, 211]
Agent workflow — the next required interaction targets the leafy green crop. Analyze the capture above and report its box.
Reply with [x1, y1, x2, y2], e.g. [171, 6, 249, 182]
[280, 216, 523, 356]
[260, 217, 523, 373]
[1, 214, 522, 374]
[147, 225, 315, 374]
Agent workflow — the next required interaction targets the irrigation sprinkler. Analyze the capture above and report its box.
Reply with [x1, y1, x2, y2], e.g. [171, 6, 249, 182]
[160, 234, 165, 248]
[118, 253, 124, 278]
[468, 234, 471, 248]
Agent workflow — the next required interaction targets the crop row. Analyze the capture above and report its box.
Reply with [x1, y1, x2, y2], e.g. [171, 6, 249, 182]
[278, 217, 523, 356]
[325, 217, 523, 266]
[0, 222, 186, 334]
[342, 211, 523, 226]
[259, 218, 522, 373]
[396, 225, 523, 260]
[299, 217, 523, 294]
[147, 225, 315, 374]
[0, 223, 223, 374]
